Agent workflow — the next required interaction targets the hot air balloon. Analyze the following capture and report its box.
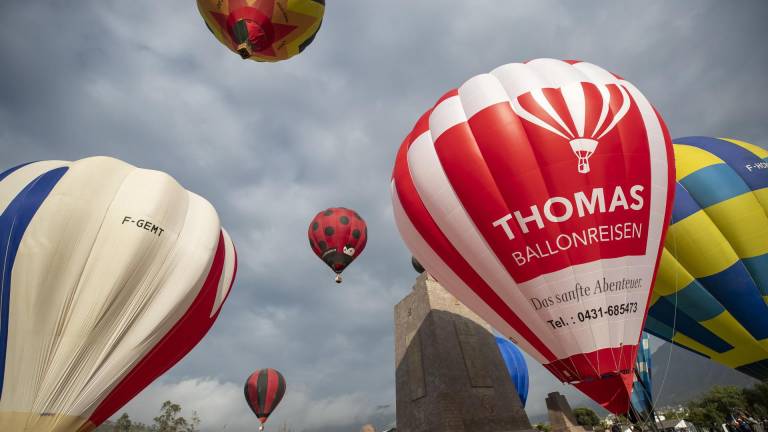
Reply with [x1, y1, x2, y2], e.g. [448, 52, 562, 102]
[390, 58, 675, 414]
[644, 136, 768, 380]
[197, 0, 324, 62]
[308, 207, 367, 283]
[244, 368, 286, 431]
[627, 332, 653, 424]
[495, 337, 529, 407]
[0, 157, 237, 431]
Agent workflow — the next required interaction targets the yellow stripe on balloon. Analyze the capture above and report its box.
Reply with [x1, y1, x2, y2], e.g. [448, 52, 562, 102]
[704, 193, 768, 259]
[721, 138, 768, 159]
[700, 311, 763, 356]
[665, 210, 739, 278]
[673, 144, 724, 180]
[672, 332, 721, 359]
[653, 248, 695, 296]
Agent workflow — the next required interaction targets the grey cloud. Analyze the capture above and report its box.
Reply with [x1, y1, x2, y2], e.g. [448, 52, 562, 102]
[1, 1, 766, 430]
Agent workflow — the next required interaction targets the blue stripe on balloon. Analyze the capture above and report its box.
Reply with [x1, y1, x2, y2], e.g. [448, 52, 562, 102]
[670, 183, 702, 224]
[699, 261, 768, 340]
[0, 162, 35, 183]
[679, 164, 751, 209]
[0, 167, 67, 398]
[742, 254, 768, 297]
[673, 280, 725, 322]
[647, 297, 733, 353]
[675, 136, 768, 191]
[736, 359, 768, 381]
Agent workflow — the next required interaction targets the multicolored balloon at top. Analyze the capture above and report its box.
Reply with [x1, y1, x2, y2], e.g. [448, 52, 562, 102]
[0, 157, 237, 431]
[391, 58, 675, 414]
[645, 136, 768, 380]
[308, 207, 367, 283]
[197, 0, 324, 62]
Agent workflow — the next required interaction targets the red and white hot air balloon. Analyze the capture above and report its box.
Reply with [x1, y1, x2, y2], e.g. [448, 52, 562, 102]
[390, 59, 675, 413]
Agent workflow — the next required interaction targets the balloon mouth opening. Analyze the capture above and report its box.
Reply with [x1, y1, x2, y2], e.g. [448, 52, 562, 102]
[233, 18, 272, 58]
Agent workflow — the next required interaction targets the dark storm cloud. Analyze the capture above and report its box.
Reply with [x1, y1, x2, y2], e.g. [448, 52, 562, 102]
[1, 0, 766, 430]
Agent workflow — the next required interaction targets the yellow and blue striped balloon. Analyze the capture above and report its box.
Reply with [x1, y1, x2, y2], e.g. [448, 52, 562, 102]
[645, 136, 768, 379]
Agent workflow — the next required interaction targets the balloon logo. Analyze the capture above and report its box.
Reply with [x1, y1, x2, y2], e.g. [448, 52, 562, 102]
[510, 81, 630, 173]
[0, 157, 237, 431]
[391, 59, 675, 413]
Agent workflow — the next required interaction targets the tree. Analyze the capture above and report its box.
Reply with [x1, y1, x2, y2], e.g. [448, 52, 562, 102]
[574, 408, 601, 429]
[535, 423, 552, 432]
[743, 381, 768, 417]
[152, 401, 189, 432]
[686, 386, 747, 429]
[115, 413, 133, 432]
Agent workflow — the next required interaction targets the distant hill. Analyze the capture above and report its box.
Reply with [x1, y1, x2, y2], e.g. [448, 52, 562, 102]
[650, 342, 757, 406]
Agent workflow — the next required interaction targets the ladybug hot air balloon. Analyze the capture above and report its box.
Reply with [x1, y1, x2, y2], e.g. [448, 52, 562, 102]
[645, 137, 768, 380]
[0, 157, 237, 431]
[308, 207, 367, 283]
[197, 0, 324, 62]
[390, 58, 675, 414]
[244, 368, 286, 431]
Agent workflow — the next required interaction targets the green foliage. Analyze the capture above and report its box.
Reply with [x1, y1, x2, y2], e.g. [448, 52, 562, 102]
[743, 381, 768, 417]
[151, 401, 199, 432]
[535, 423, 552, 432]
[686, 385, 747, 428]
[115, 413, 133, 432]
[574, 407, 601, 428]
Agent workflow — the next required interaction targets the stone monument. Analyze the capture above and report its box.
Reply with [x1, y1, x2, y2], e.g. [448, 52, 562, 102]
[394, 272, 534, 432]
[546, 392, 586, 432]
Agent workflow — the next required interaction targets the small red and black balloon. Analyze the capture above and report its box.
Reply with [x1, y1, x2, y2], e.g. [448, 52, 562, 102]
[244, 368, 286, 431]
[308, 207, 367, 283]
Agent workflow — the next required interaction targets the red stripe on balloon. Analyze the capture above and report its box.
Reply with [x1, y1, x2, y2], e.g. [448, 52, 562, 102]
[393, 115, 556, 362]
[88, 232, 235, 426]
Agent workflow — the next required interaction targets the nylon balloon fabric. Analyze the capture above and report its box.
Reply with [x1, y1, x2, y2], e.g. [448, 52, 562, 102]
[390, 58, 675, 414]
[0, 157, 237, 431]
[197, 0, 324, 62]
[308, 207, 367, 282]
[628, 332, 653, 423]
[495, 337, 529, 407]
[244, 368, 286, 430]
[645, 137, 768, 380]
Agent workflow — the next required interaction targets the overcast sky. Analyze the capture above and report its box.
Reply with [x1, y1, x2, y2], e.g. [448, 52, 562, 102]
[1, 1, 767, 431]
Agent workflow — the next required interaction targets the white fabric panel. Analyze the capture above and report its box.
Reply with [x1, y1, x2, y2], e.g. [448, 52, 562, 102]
[0, 156, 231, 425]
[428, 96, 467, 142]
[391, 184, 547, 363]
[406, 127, 561, 357]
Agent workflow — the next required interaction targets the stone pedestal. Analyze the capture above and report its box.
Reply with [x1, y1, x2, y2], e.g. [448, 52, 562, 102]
[394, 273, 534, 432]
[546, 392, 586, 432]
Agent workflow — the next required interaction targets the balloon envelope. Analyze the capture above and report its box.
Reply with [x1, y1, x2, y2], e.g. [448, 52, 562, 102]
[0, 157, 237, 431]
[308, 207, 367, 282]
[495, 336, 529, 407]
[197, 0, 324, 62]
[391, 58, 675, 413]
[244, 368, 286, 427]
[645, 136, 768, 380]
